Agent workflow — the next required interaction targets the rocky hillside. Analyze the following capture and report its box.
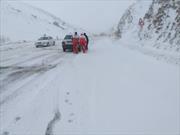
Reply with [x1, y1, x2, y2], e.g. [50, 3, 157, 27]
[114, 0, 180, 53]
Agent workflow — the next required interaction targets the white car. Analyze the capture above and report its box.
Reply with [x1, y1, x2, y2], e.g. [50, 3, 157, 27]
[35, 36, 55, 48]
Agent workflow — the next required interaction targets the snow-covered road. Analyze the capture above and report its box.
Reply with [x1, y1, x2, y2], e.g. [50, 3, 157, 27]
[0, 38, 179, 135]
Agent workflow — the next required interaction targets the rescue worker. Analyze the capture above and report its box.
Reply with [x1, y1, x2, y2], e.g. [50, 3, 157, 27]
[138, 18, 144, 29]
[79, 33, 87, 53]
[84, 33, 89, 50]
[72, 32, 79, 54]
[138, 18, 145, 40]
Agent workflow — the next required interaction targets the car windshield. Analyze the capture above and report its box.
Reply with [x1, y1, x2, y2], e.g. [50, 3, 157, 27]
[38, 37, 49, 40]
[64, 35, 72, 39]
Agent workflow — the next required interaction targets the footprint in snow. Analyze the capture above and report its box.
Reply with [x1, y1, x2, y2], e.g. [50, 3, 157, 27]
[68, 119, 73, 123]
[69, 113, 75, 116]
[67, 113, 75, 123]
[66, 92, 70, 95]
[65, 99, 69, 103]
[15, 116, 21, 122]
[65, 99, 73, 106]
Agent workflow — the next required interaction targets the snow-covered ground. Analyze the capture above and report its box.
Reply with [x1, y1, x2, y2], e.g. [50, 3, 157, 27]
[0, 38, 179, 135]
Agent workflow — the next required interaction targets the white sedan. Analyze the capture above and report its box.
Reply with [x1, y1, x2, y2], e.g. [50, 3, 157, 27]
[35, 36, 55, 48]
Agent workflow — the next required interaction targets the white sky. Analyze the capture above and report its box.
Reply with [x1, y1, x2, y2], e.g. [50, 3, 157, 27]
[23, 0, 135, 33]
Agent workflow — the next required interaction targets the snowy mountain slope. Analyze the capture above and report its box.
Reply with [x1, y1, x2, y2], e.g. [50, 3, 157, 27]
[113, 0, 180, 54]
[0, 1, 80, 42]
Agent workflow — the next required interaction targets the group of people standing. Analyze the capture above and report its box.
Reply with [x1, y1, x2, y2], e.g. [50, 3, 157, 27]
[72, 32, 89, 54]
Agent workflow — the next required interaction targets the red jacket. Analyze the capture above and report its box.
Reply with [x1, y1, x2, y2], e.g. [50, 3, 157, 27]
[79, 36, 87, 46]
[72, 35, 79, 45]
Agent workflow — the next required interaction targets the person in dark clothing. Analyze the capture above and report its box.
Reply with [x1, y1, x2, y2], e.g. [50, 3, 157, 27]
[84, 33, 89, 50]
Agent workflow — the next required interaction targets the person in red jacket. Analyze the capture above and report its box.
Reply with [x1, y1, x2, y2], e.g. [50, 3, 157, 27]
[72, 32, 79, 54]
[79, 34, 87, 53]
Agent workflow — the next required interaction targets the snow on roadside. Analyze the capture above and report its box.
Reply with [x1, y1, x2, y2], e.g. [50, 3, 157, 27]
[117, 34, 180, 65]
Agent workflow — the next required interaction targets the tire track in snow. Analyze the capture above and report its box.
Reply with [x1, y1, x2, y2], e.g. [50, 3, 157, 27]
[0, 64, 57, 105]
[45, 110, 61, 135]
[1, 53, 48, 67]
[0, 52, 75, 106]
[1, 44, 62, 67]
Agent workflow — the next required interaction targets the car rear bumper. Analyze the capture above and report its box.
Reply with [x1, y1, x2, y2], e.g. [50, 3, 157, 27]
[36, 44, 48, 47]
[62, 44, 73, 49]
